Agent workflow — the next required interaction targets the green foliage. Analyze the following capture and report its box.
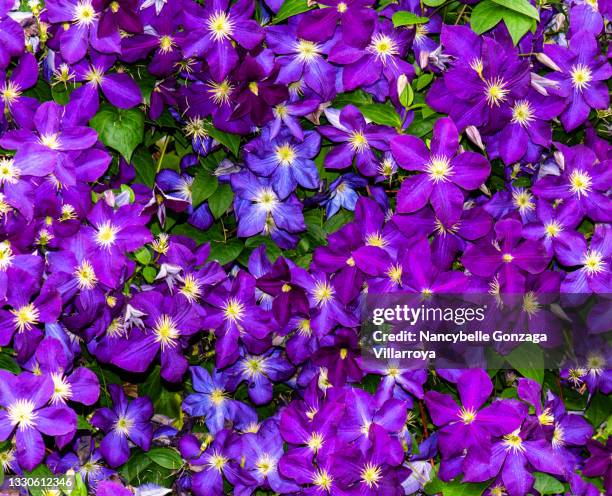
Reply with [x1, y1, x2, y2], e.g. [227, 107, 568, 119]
[392, 11, 429, 26]
[273, 0, 313, 23]
[533, 472, 566, 494]
[470, 0, 538, 45]
[505, 343, 545, 384]
[90, 106, 145, 162]
[208, 183, 234, 219]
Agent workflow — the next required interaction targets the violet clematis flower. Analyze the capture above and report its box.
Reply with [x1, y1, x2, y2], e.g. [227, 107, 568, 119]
[319, 105, 396, 177]
[182, 0, 265, 80]
[543, 32, 612, 131]
[426, 25, 530, 131]
[238, 420, 301, 494]
[46, 0, 121, 63]
[182, 366, 257, 434]
[391, 117, 491, 226]
[0, 53, 39, 128]
[0, 278, 62, 362]
[425, 370, 525, 476]
[266, 21, 337, 101]
[269, 98, 320, 141]
[202, 270, 273, 368]
[582, 438, 612, 495]
[297, 0, 376, 46]
[244, 128, 321, 199]
[179, 430, 255, 496]
[323, 173, 368, 218]
[0, 101, 99, 186]
[110, 291, 202, 382]
[231, 170, 306, 247]
[90, 384, 153, 468]
[463, 218, 550, 292]
[0, 371, 77, 470]
[70, 53, 143, 109]
[225, 349, 295, 405]
[532, 144, 612, 222]
[330, 19, 414, 94]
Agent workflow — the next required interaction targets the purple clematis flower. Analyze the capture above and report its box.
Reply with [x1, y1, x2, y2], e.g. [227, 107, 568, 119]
[90, 384, 153, 468]
[269, 98, 320, 141]
[110, 291, 202, 382]
[0, 53, 39, 128]
[0, 101, 99, 186]
[319, 105, 396, 177]
[183, 0, 265, 81]
[330, 19, 414, 94]
[0, 371, 77, 470]
[392, 117, 491, 226]
[231, 170, 306, 247]
[46, 0, 121, 63]
[582, 438, 612, 495]
[244, 128, 321, 199]
[426, 25, 530, 131]
[463, 218, 550, 292]
[182, 366, 257, 434]
[70, 53, 143, 109]
[225, 349, 295, 405]
[543, 32, 612, 131]
[425, 369, 525, 479]
[532, 144, 612, 222]
[323, 173, 368, 218]
[266, 21, 337, 100]
[179, 430, 255, 496]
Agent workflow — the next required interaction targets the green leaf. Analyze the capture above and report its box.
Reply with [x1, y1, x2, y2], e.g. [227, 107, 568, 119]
[533, 473, 565, 494]
[399, 83, 414, 108]
[324, 209, 354, 233]
[470, 1, 503, 34]
[358, 103, 402, 127]
[146, 448, 184, 470]
[208, 183, 234, 218]
[142, 266, 157, 283]
[492, 0, 539, 20]
[586, 393, 611, 428]
[90, 106, 144, 162]
[139, 366, 183, 426]
[505, 343, 545, 384]
[273, 0, 313, 23]
[120, 451, 153, 483]
[392, 11, 429, 26]
[0, 352, 20, 373]
[425, 478, 490, 496]
[423, 0, 446, 5]
[209, 238, 244, 265]
[134, 247, 152, 265]
[192, 172, 219, 207]
[502, 9, 535, 45]
[23, 465, 54, 496]
[77, 414, 93, 430]
[131, 145, 156, 187]
[206, 126, 241, 156]
[415, 73, 434, 91]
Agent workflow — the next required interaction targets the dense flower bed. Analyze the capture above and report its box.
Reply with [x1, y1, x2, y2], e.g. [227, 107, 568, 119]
[0, 0, 610, 494]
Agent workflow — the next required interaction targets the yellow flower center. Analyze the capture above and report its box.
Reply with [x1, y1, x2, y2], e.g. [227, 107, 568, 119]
[312, 469, 333, 491]
[223, 298, 245, 321]
[511, 100, 535, 126]
[312, 280, 335, 306]
[73, 0, 97, 26]
[39, 133, 61, 149]
[74, 260, 97, 290]
[503, 430, 525, 453]
[484, 77, 510, 106]
[180, 274, 202, 302]
[582, 250, 605, 276]
[207, 451, 228, 472]
[8, 399, 38, 429]
[0, 242, 14, 270]
[114, 415, 134, 436]
[360, 462, 382, 488]
[512, 189, 535, 213]
[51, 373, 72, 403]
[255, 187, 278, 212]
[538, 407, 554, 426]
[365, 232, 386, 247]
[1, 81, 22, 105]
[307, 432, 324, 452]
[522, 291, 540, 317]
[295, 39, 321, 63]
[95, 221, 119, 248]
[458, 407, 477, 424]
[337, 2, 347, 12]
[568, 169, 592, 197]
[368, 33, 399, 64]
[426, 155, 453, 182]
[544, 220, 563, 238]
[11, 303, 40, 332]
[570, 64, 592, 91]
[158, 35, 175, 53]
[502, 253, 514, 263]
[210, 388, 227, 406]
[207, 11, 234, 41]
[256, 453, 275, 476]
[153, 314, 180, 349]
[275, 143, 296, 166]
[208, 79, 233, 105]
[348, 131, 369, 152]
